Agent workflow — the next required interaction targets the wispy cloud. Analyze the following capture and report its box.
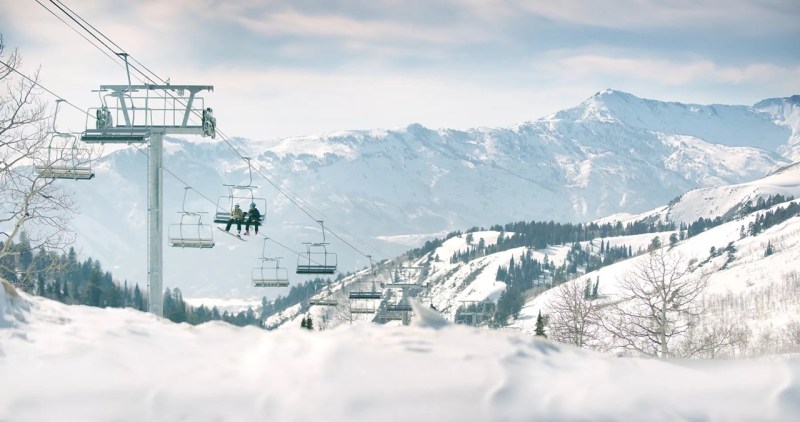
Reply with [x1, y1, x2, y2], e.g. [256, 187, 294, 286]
[514, 0, 800, 33]
[0, 0, 797, 138]
[545, 54, 800, 87]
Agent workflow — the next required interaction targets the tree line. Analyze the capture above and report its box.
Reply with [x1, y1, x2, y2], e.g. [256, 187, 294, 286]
[1, 232, 336, 329]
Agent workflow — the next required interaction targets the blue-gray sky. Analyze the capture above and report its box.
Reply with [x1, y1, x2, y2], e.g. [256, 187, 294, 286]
[2, 0, 799, 139]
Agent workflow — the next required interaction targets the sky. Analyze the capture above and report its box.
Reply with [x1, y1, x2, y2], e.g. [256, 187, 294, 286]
[3, 282, 800, 421]
[1, 0, 799, 140]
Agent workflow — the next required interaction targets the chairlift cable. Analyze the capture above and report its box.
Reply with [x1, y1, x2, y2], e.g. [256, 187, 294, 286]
[34, 0, 122, 67]
[36, 1, 391, 262]
[50, 0, 163, 85]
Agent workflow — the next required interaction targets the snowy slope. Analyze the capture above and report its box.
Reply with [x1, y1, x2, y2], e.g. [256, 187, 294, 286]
[65, 90, 797, 298]
[755, 95, 800, 160]
[598, 162, 800, 226]
[2, 279, 800, 422]
[512, 202, 800, 356]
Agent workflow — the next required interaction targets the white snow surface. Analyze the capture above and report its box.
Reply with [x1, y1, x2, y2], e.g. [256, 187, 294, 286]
[596, 162, 800, 226]
[2, 279, 800, 422]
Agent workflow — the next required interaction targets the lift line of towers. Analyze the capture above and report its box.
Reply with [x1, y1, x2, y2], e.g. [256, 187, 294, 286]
[36, 56, 428, 323]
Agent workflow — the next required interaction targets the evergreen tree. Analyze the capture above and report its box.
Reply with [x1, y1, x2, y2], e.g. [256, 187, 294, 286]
[592, 277, 599, 299]
[306, 316, 313, 330]
[535, 311, 546, 338]
[301, 316, 308, 329]
[765, 241, 774, 257]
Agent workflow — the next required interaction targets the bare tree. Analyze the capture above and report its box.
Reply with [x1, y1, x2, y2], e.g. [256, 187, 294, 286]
[676, 320, 748, 358]
[0, 36, 80, 290]
[602, 248, 710, 358]
[547, 279, 602, 349]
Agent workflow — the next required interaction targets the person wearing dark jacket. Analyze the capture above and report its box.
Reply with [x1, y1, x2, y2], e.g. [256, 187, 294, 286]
[244, 203, 261, 235]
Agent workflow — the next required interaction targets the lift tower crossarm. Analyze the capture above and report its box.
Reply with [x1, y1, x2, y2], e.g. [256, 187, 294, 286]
[98, 85, 214, 131]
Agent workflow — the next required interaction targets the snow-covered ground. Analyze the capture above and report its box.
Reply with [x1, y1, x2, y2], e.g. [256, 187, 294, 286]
[514, 201, 800, 358]
[2, 280, 800, 422]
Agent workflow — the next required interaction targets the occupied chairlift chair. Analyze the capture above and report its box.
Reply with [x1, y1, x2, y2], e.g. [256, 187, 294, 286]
[252, 238, 289, 287]
[168, 187, 215, 249]
[36, 100, 95, 180]
[213, 158, 267, 228]
[296, 220, 337, 275]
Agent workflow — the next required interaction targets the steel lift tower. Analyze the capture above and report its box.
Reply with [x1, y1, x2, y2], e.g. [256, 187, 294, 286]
[81, 62, 215, 316]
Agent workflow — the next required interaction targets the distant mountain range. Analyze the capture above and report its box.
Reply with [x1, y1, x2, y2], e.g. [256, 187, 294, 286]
[67, 89, 800, 298]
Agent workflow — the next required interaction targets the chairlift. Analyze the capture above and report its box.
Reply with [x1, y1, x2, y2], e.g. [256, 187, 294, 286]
[386, 303, 413, 313]
[348, 256, 382, 300]
[296, 220, 337, 274]
[81, 89, 151, 144]
[253, 258, 289, 287]
[35, 100, 95, 180]
[214, 158, 267, 227]
[252, 238, 289, 287]
[168, 188, 215, 248]
[309, 285, 339, 307]
[309, 298, 339, 307]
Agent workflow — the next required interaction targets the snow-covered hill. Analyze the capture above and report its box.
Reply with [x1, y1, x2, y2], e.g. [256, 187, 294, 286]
[289, 163, 800, 359]
[2, 279, 800, 422]
[598, 161, 800, 226]
[65, 90, 798, 298]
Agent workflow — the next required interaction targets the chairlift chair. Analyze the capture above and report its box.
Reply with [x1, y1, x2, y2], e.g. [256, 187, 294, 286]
[252, 258, 289, 287]
[296, 221, 337, 275]
[386, 303, 413, 313]
[214, 158, 267, 226]
[348, 256, 382, 300]
[309, 298, 339, 307]
[36, 100, 95, 180]
[81, 89, 151, 144]
[252, 238, 289, 287]
[168, 188, 215, 248]
[349, 290, 381, 313]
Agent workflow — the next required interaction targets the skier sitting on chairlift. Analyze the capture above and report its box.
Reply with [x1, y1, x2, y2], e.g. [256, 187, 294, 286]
[225, 204, 244, 235]
[244, 203, 261, 235]
[202, 107, 216, 138]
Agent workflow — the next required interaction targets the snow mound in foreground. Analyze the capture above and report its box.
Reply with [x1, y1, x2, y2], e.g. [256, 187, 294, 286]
[1, 290, 800, 421]
[0, 279, 29, 329]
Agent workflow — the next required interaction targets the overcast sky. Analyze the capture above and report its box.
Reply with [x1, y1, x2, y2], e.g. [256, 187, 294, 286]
[1, 0, 799, 140]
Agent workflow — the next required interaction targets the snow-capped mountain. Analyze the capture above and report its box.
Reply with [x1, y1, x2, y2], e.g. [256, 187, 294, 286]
[67, 90, 799, 298]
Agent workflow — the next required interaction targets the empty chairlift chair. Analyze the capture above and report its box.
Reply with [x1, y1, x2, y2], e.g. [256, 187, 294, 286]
[168, 188, 215, 248]
[252, 238, 289, 287]
[36, 100, 95, 180]
[252, 258, 289, 287]
[348, 256, 382, 313]
[296, 221, 337, 275]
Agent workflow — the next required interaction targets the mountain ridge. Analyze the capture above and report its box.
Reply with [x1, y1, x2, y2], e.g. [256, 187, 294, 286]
[68, 90, 799, 297]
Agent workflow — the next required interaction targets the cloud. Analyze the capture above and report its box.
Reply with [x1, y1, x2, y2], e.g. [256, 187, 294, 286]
[546, 54, 800, 87]
[514, 0, 800, 33]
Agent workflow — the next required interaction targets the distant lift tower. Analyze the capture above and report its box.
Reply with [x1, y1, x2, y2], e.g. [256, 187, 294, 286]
[81, 58, 215, 316]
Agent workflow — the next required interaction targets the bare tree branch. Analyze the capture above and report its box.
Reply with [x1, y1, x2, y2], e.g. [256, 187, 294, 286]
[602, 248, 710, 358]
[0, 35, 81, 291]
